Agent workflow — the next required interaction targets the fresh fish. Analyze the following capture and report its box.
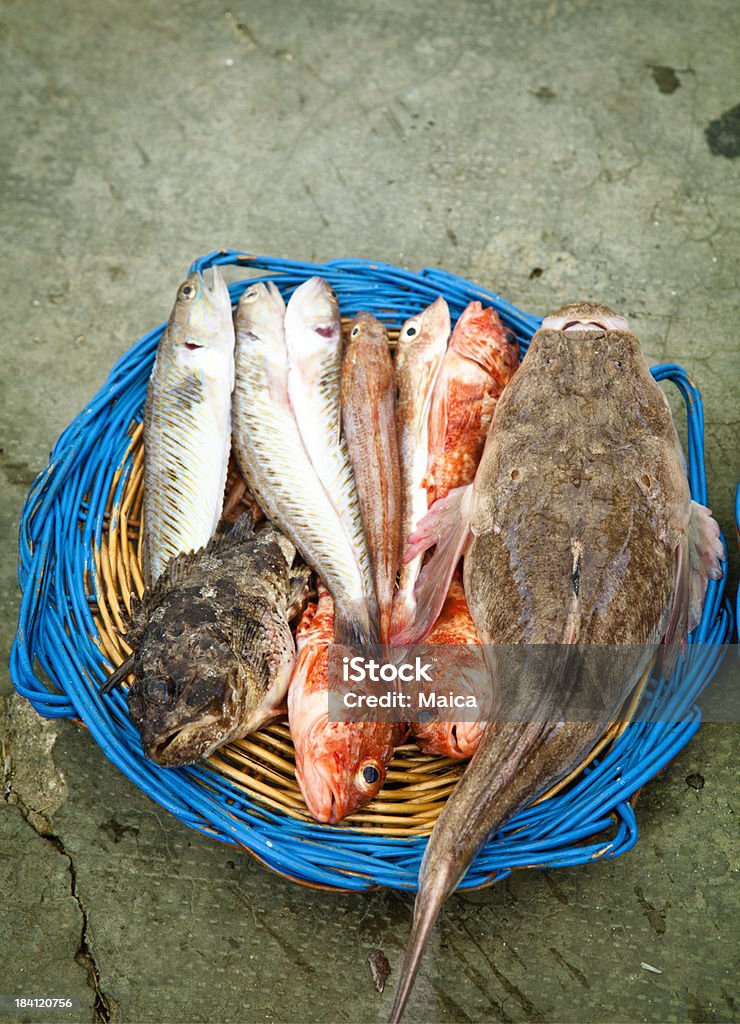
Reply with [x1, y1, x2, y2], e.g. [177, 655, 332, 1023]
[231, 281, 375, 648]
[425, 301, 520, 506]
[390, 297, 450, 640]
[127, 515, 308, 767]
[142, 267, 234, 586]
[390, 303, 724, 1021]
[289, 584, 406, 823]
[411, 574, 485, 760]
[341, 312, 401, 644]
[284, 278, 379, 642]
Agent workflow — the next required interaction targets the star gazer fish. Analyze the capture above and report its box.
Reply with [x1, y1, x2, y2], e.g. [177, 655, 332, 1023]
[127, 515, 308, 767]
[142, 267, 235, 586]
[390, 302, 724, 1022]
[232, 281, 375, 648]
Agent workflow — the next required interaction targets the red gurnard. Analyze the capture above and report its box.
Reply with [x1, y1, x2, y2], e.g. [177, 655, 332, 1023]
[411, 575, 486, 759]
[288, 584, 406, 824]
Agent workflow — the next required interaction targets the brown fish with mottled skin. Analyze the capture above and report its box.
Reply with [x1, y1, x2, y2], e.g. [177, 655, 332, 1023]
[341, 312, 401, 645]
[127, 515, 309, 767]
[390, 303, 724, 1022]
[390, 297, 449, 641]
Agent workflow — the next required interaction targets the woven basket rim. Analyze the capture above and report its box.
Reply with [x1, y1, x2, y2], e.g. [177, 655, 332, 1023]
[10, 248, 733, 893]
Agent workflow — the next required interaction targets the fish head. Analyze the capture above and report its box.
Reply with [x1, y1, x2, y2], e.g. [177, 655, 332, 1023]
[450, 302, 520, 383]
[521, 323, 649, 401]
[235, 280, 287, 357]
[169, 267, 234, 353]
[285, 276, 341, 354]
[128, 633, 244, 767]
[541, 301, 631, 334]
[398, 295, 451, 359]
[347, 310, 385, 346]
[297, 731, 389, 824]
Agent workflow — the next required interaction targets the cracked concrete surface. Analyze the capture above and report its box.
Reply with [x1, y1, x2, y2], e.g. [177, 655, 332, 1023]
[1, 1, 738, 1022]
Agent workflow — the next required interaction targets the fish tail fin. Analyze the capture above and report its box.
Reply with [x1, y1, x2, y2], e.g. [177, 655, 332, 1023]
[333, 603, 378, 652]
[392, 484, 474, 644]
[390, 862, 457, 1024]
[391, 706, 605, 1021]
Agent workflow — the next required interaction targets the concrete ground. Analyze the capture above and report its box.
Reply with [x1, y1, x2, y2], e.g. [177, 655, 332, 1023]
[1, 2, 737, 1022]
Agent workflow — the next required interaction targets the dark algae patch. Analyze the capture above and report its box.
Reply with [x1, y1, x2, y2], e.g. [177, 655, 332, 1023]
[705, 103, 740, 158]
[650, 65, 681, 94]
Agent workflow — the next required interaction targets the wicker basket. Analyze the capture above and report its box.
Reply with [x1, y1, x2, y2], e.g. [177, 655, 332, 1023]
[11, 249, 732, 893]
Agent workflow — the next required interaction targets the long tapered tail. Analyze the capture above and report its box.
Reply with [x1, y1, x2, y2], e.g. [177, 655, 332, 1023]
[389, 715, 602, 1023]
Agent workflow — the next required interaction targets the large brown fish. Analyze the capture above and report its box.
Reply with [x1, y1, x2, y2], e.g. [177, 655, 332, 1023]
[126, 515, 308, 767]
[390, 303, 724, 1021]
[341, 312, 401, 645]
[390, 297, 449, 640]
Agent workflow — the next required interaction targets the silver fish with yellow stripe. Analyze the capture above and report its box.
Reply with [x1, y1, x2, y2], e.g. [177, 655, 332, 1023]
[142, 267, 235, 586]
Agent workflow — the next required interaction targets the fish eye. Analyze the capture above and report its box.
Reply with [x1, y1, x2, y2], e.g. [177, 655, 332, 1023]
[145, 677, 169, 704]
[351, 325, 360, 337]
[506, 332, 518, 346]
[405, 325, 418, 338]
[242, 286, 260, 303]
[178, 282, 197, 302]
[356, 759, 382, 791]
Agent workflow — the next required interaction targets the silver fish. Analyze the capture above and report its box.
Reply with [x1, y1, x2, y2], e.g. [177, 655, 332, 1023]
[231, 281, 375, 648]
[390, 302, 724, 1021]
[142, 267, 235, 586]
[284, 278, 379, 641]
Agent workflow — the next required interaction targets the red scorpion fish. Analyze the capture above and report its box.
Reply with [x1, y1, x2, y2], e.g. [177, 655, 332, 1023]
[288, 584, 406, 824]
[411, 575, 485, 759]
[393, 302, 519, 646]
[425, 301, 520, 505]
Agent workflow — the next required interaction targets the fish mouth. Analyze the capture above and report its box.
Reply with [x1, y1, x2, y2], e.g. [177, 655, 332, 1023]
[299, 755, 349, 824]
[196, 266, 230, 310]
[541, 311, 631, 333]
[145, 716, 220, 767]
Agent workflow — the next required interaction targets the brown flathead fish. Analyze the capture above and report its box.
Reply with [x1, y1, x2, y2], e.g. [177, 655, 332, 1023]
[390, 302, 724, 1021]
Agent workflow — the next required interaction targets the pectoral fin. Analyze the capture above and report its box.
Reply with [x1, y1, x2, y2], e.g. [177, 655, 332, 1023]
[687, 500, 724, 631]
[392, 484, 475, 644]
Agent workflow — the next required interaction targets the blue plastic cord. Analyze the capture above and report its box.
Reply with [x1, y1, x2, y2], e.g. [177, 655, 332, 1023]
[9, 250, 732, 892]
